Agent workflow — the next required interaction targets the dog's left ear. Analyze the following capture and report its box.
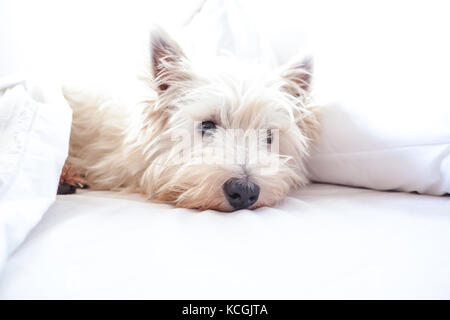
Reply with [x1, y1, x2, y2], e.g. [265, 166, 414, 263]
[280, 57, 313, 97]
[150, 27, 190, 92]
[280, 57, 319, 140]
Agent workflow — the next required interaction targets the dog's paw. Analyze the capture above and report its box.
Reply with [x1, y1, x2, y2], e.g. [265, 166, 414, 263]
[57, 182, 77, 195]
[58, 161, 89, 195]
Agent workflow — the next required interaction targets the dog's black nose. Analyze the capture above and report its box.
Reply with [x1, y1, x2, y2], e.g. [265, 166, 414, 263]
[223, 178, 260, 210]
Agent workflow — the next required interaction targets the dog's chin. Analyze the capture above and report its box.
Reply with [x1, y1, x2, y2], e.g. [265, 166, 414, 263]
[178, 199, 233, 212]
[151, 179, 229, 212]
[153, 189, 231, 212]
[175, 196, 269, 212]
[151, 182, 267, 212]
[174, 196, 282, 212]
[153, 184, 285, 212]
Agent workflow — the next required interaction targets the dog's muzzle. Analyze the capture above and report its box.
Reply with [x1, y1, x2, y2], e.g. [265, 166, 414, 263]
[223, 178, 260, 210]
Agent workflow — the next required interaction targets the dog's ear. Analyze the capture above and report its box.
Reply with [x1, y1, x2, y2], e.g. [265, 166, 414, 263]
[280, 57, 319, 140]
[280, 57, 313, 97]
[150, 27, 189, 92]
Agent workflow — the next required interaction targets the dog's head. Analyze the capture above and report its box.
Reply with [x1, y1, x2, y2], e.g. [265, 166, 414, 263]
[139, 28, 319, 211]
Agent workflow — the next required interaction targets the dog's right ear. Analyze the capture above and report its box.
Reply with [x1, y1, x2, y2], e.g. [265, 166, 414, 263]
[280, 56, 313, 98]
[150, 27, 190, 92]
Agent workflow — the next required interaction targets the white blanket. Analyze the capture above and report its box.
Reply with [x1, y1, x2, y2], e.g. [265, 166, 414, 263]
[0, 184, 449, 299]
[0, 76, 71, 271]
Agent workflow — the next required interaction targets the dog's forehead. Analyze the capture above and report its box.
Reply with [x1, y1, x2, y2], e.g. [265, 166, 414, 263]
[203, 77, 293, 129]
[180, 58, 297, 129]
[226, 91, 280, 128]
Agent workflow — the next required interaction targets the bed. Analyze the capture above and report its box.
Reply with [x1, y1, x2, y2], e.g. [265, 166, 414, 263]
[1, 0, 449, 300]
[1, 184, 449, 299]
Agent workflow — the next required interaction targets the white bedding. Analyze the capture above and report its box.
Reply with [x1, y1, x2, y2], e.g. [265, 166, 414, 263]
[1, 0, 449, 300]
[1, 184, 449, 299]
[0, 76, 71, 272]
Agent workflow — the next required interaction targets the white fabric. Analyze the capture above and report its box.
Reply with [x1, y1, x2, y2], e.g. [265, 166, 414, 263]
[0, 76, 72, 271]
[307, 104, 450, 195]
[0, 0, 449, 300]
[184, 0, 450, 195]
[0, 184, 449, 299]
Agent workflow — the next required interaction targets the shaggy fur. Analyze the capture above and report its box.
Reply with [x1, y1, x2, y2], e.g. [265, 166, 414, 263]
[62, 27, 320, 211]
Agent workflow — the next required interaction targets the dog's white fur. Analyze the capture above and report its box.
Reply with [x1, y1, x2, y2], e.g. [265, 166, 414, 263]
[63, 27, 319, 211]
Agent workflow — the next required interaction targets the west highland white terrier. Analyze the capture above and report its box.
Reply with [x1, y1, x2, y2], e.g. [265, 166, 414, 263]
[60, 27, 320, 211]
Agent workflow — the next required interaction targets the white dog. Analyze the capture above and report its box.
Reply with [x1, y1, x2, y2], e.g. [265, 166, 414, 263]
[60, 27, 319, 211]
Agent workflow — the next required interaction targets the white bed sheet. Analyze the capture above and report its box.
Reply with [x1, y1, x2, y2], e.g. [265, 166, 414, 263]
[0, 184, 449, 299]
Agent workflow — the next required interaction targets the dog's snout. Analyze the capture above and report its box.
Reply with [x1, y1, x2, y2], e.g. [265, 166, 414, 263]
[223, 178, 260, 210]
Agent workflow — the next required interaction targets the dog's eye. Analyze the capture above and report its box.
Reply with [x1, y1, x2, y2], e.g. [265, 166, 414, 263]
[200, 121, 216, 136]
[266, 129, 272, 144]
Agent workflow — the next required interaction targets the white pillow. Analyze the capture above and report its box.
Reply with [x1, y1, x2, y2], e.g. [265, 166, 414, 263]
[307, 104, 450, 195]
[184, 0, 450, 195]
[0, 75, 72, 270]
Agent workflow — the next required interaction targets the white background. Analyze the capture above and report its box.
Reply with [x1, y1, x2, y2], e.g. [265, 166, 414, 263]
[0, 0, 202, 79]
